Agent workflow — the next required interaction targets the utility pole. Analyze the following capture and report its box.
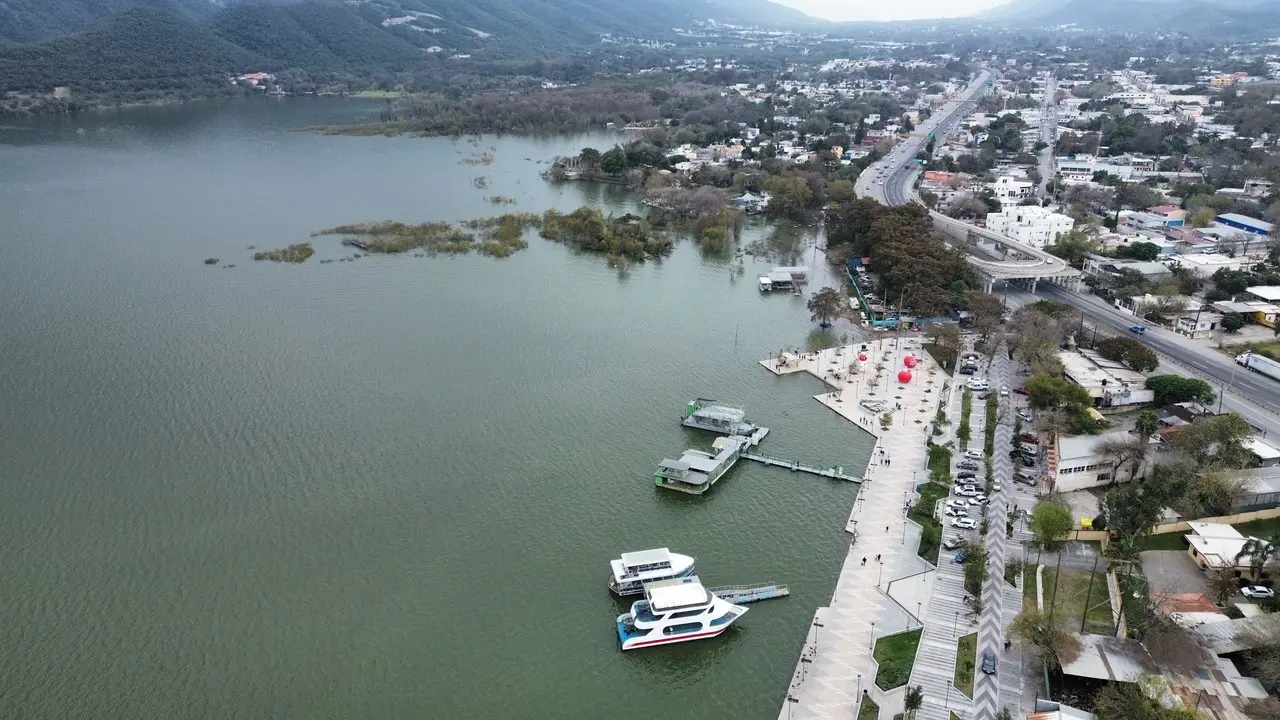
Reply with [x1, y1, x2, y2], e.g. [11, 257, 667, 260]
[1047, 550, 1064, 627]
[1080, 554, 1099, 633]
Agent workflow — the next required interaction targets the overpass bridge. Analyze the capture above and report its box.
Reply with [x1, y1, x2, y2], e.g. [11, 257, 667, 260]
[855, 69, 1082, 294]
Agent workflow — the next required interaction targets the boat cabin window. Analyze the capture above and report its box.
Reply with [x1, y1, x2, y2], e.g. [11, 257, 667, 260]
[668, 608, 706, 619]
[662, 622, 703, 636]
[624, 561, 672, 574]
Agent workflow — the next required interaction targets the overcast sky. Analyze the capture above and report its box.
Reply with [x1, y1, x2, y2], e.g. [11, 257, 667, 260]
[774, 0, 1013, 22]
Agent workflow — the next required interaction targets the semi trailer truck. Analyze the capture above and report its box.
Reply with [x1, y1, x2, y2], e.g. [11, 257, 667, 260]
[1236, 352, 1280, 382]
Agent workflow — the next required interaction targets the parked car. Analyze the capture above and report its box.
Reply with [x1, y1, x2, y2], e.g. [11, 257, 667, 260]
[956, 487, 979, 497]
[1241, 586, 1275, 599]
[980, 650, 997, 675]
[1015, 474, 1038, 486]
[957, 461, 980, 471]
[964, 450, 983, 460]
[951, 518, 977, 529]
[959, 366, 976, 375]
[956, 471, 977, 480]
[1013, 387, 1029, 396]
[1019, 434, 1040, 444]
[967, 378, 990, 390]
[967, 497, 987, 506]
[945, 498, 968, 508]
[999, 385, 1010, 396]
[942, 537, 964, 551]
[991, 482, 1003, 493]
[953, 553, 967, 564]
[945, 506, 968, 517]
[1017, 410, 1033, 422]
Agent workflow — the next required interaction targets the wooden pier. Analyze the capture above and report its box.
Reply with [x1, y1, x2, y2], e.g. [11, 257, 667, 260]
[740, 452, 860, 482]
[711, 583, 790, 604]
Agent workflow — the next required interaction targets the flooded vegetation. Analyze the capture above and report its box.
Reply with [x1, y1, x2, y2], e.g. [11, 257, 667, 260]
[253, 243, 315, 263]
[312, 213, 540, 259]
[540, 207, 673, 261]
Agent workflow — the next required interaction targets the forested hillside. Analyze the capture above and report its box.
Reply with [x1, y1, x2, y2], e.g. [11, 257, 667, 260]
[0, 0, 219, 44]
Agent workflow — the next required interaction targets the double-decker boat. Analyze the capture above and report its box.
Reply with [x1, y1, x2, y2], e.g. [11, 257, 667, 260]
[608, 548, 695, 597]
[615, 576, 746, 650]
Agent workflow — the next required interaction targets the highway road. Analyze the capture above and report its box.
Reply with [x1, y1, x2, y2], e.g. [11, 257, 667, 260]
[853, 69, 1280, 419]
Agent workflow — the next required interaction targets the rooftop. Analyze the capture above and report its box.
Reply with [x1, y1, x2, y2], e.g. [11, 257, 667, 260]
[621, 548, 671, 568]
[645, 576, 709, 611]
[1218, 213, 1275, 233]
[1246, 285, 1280, 302]
[1057, 430, 1136, 461]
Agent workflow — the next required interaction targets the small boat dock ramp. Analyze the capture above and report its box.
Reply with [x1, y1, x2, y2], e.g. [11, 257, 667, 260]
[758, 266, 809, 293]
[709, 583, 790, 604]
[740, 452, 860, 482]
[655, 436, 747, 495]
[681, 398, 769, 446]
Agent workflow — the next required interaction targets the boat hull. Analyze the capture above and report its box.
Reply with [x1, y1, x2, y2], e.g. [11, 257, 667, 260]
[615, 614, 739, 650]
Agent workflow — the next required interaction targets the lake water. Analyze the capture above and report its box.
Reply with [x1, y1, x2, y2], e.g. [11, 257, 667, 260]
[0, 98, 873, 720]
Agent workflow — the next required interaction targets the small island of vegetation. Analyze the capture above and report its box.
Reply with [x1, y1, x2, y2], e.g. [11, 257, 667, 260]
[312, 213, 540, 258]
[253, 243, 315, 263]
[540, 207, 672, 262]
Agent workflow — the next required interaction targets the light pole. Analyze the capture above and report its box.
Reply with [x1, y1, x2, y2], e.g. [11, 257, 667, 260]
[946, 681, 953, 708]
[869, 621, 876, 649]
[813, 620, 823, 653]
[787, 696, 799, 720]
[801, 656, 812, 681]
[878, 560, 884, 587]
[917, 602, 923, 626]
[953, 611, 959, 637]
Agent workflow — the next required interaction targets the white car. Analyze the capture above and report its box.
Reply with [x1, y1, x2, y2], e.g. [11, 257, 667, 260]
[967, 378, 989, 390]
[945, 506, 968, 517]
[956, 487, 979, 497]
[945, 498, 969, 507]
[999, 385, 1010, 396]
[951, 518, 978, 529]
[1240, 585, 1275, 599]
[964, 450, 983, 460]
[991, 483, 1003, 493]
[1017, 410, 1033, 422]
[968, 496, 988, 505]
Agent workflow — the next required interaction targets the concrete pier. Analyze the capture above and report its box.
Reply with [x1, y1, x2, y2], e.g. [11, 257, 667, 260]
[763, 337, 969, 720]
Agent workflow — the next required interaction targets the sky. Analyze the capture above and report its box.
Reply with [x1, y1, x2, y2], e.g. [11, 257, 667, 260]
[772, 0, 1014, 22]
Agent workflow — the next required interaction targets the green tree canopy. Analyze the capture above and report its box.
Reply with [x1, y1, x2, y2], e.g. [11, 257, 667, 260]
[1029, 500, 1073, 548]
[1095, 336, 1158, 372]
[1168, 413, 1255, 469]
[1145, 375, 1215, 406]
[1025, 373, 1092, 412]
[1221, 312, 1246, 333]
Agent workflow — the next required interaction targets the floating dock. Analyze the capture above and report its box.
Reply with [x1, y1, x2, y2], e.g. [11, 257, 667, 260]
[655, 436, 747, 495]
[680, 398, 769, 446]
[740, 452, 860, 482]
[710, 583, 790, 604]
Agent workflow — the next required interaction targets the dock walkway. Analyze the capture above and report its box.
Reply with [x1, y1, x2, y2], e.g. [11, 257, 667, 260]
[711, 583, 790, 604]
[740, 452, 858, 482]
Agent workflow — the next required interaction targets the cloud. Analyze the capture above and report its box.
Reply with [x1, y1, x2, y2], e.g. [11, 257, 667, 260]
[774, 0, 1014, 22]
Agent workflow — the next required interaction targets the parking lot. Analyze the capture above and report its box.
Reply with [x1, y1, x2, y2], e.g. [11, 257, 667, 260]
[1140, 550, 1209, 599]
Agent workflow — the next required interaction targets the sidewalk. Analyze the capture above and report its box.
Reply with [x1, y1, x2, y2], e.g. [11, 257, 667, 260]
[763, 337, 946, 720]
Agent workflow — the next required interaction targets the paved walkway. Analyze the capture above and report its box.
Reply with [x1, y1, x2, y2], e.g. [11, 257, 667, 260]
[762, 337, 944, 720]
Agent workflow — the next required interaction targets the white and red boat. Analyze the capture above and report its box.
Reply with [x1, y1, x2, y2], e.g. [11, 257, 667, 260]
[615, 576, 746, 650]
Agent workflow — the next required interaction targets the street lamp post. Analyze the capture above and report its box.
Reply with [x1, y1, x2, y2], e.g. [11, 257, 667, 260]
[786, 696, 799, 720]
[801, 656, 811, 681]
[813, 620, 823, 653]
[869, 622, 876, 649]
[878, 560, 884, 587]
[953, 611, 959, 637]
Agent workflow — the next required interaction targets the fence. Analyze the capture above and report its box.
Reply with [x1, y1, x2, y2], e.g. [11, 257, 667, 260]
[1148, 506, 1280, 535]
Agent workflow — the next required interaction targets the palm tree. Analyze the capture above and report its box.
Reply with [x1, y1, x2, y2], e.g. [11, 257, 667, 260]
[1135, 409, 1159, 441]
[904, 685, 924, 720]
[1235, 534, 1279, 581]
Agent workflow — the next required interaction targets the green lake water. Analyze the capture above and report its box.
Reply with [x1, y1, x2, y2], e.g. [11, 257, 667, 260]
[0, 98, 873, 719]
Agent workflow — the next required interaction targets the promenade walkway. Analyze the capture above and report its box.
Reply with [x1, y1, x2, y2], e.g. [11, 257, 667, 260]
[761, 337, 945, 720]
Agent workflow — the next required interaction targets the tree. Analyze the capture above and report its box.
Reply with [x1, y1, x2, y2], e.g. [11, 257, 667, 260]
[1222, 311, 1246, 333]
[599, 146, 628, 174]
[967, 292, 1005, 339]
[807, 287, 845, 328]
[1190, 206, 1217, 228]
[1094, 676, 1203, 720]
[1025, 373, 1092, 412]
[904, 685, 924, 720]
[1099, 463, 1191, 546]
[1095, 336, 1158, 372]
[1168, 413, 1255, 468]
[1145, 375, 1215, 406]
[1111, 241, 1162, 261]
[827, 179, 856, 204]
[1181, 471, 1250, 518]
[1135, 409, 1160, 441]
[1007, 608, 1082, 669]
[1236, 534, 1279, 580]
[1029, 500, 1073, 549]
[1206, 567, 1239, 605]
[1044, 231, 1098, 268]
[699, 225, 728, 253]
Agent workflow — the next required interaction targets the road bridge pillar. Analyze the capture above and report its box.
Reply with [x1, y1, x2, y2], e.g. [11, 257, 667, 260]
[1030, 277, 1039, 294]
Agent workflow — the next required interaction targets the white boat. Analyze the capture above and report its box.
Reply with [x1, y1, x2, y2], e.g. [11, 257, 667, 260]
[608, 548, 695, 596]
[615, 576, 747, 650]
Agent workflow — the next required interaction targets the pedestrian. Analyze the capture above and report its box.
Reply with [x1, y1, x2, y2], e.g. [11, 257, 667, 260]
[885, 525, 889, 533]
[861, 557, 867, 566]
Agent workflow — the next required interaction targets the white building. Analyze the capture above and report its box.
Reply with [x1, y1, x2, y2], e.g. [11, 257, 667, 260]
[990, 175, 1034, 201]
[985, 206, 1076, 248]
[1058, 349, 1155, 408]
[1052, 430, 1151, 492]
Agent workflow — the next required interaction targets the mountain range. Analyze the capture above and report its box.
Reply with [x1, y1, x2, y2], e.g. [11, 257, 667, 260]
[980, 0, 1280, 31]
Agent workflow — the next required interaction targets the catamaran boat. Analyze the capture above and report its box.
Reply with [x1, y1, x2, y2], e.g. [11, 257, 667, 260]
[615, 576, 747, 650]
[608, 548, 695, 596]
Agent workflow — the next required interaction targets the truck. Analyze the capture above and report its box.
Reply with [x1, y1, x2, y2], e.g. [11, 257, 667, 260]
[1237, 352, 1280, 382]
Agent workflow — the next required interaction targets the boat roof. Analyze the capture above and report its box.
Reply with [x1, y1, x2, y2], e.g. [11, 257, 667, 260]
[621, 548, 671, 568]
[691, 404, 746, 423]
[646, 576, 709, 611]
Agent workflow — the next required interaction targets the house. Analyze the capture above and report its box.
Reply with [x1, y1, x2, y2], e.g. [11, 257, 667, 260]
[1174, 312, 1222, 339]
[1221, 467, 1280, 512]
[1211, 299, 1280, 327]
[1215, 213, 1275, 237]
[1169, 253, 1251, 275]
[1147, 205, 1188, 225]
[1058, 350, 1155, 409]
[1051, 430, 1151, 492]
[984, 206, 1075, 248]
[1081, 255, 1173, 283]
[1184, 521, 1275, 583]
[990, 175, 1034, 200]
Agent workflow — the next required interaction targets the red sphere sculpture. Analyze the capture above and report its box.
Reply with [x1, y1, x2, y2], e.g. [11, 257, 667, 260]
[858, 353, 868, 362]
[897, 369, 913, 383]
[904, 355, 918, 368]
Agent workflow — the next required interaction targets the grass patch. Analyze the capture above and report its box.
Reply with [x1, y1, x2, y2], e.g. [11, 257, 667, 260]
[1234, 516, 1280, 538]
[859, 695, 879, 720]
[1023, 566, 1039, 605]
[922, 342, 957, 374]
[1221, 340, 1280, 362]
[1043, 568, 1113, 634]
[1133, 533, 1188, 551]
[873, 629, 923, 690]
[313, 214, 539, 258]
[910, 481, 949, 564]
[954, 632, 977, 698]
